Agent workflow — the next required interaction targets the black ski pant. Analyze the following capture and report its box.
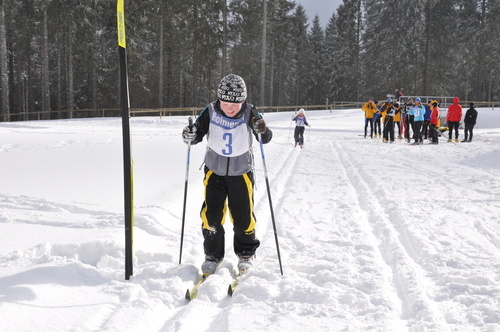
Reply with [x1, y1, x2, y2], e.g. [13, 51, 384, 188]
[422, 120, 430, 139]
[448, 121, 460, 139]
[374, 119, 382, 136]
[430, 124, 439, 144]
[200, 167, 260, 262]
[413, 121, 423, 143]
[464, 123, 475, 141]
[408, 115, 415, 139]
[364, 118, 373, 137]
[383, 118, 395, 141]
[294, 126, 305, 145]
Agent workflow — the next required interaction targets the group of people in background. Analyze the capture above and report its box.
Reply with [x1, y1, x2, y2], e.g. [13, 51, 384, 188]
[362, 95, 478, 145]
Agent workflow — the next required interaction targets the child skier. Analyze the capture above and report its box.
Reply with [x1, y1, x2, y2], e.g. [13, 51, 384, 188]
[292, 109, 310, 148]
[181, 74, 273, 275]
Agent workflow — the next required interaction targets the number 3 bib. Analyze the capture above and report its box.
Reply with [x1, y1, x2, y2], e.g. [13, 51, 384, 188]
[207, 104, 251, 157]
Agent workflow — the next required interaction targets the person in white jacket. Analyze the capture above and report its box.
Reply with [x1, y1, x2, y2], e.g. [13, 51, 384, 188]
[292, 109, 310, 149]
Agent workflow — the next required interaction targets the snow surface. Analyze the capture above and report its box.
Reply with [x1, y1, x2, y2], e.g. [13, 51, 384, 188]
[1, 108, 499, 332]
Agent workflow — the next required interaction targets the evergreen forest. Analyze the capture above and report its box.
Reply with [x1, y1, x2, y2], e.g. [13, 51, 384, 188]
[0, 0, 499, 121]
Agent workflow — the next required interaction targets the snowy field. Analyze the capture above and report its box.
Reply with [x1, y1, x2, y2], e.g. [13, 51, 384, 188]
[1, 108, 499, 332]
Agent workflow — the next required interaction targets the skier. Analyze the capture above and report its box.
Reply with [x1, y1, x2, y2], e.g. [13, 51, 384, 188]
[462, 102, 478, 142]
[373, 100, 382, 138]
[411, 98, 425, 145]
[181, 74, 273, 275]
[361, 99, 377, 138]
[429, 100, 440, 145]
[404, 98, 414, 143]
[446, 97, 463, 143]
[422, 101, 432, 140]
[381, 99, 395, 142]
[395, 89, 404, 101]
[292, 109, 310, 148]
[394, 102, 402, 139]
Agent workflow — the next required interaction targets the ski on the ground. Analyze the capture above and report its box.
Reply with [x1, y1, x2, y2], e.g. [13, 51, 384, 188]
[185, 273, 210, 301]
[227, 275, 241, 297]
[227, 267, 251, 297]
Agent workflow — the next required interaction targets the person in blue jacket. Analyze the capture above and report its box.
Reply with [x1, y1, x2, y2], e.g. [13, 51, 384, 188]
[422, 101, 432, 140]
[292, 109, 310, 148]
[411, 98, 426, 145]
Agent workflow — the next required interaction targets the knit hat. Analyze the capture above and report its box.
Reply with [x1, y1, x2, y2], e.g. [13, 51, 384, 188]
[217, 74, 247, 103]
[415, 97, 421, 103]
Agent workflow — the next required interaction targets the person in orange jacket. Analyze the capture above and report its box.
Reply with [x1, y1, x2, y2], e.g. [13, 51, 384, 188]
[361, 99, 377, 138]
[429, 101, 440, 144]
[393, 102, 402, 138]
[446, 97, 463, 142]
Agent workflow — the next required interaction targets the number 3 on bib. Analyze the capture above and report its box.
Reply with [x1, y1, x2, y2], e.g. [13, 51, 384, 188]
[222, 133, 233, 155]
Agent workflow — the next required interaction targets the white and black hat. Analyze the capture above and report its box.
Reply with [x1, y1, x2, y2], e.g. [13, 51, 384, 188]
[217, 74, 247, 103]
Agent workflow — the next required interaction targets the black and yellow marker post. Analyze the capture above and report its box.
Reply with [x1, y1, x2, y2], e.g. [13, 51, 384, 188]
[117, 0, 134, 280]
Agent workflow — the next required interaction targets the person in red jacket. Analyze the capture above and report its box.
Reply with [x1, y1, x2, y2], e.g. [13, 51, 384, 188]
[446, 97, 462, 142]
[429, 101, 440, 144]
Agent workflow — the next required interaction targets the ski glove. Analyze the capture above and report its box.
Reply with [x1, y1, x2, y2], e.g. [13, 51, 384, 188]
[252, 118, 267, 134]
[182, 125, 197, 144]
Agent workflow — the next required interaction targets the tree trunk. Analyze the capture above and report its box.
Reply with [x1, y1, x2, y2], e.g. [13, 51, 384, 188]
[159, 2, 164, 108]
[260, 0, 267, 106]
[222, 0, 227, 76]
[42, 7, 50, 120]
[0, 0, 9, 121]
[67, 23, 74, 111]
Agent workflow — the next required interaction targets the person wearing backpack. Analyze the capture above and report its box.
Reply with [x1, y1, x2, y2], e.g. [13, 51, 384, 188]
[462, 102, 478, 142]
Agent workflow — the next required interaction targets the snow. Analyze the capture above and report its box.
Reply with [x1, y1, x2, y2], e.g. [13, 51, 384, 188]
[1, 108, 500, 332]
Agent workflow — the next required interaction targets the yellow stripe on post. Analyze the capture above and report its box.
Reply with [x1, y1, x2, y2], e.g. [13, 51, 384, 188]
[117, 0, 126, 48]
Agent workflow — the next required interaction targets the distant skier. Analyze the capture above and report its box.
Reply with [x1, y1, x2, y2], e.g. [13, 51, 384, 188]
[462, 102, 478, 142]
[411, 98, 425, 145]
[373, 100, 382, 138]
[395, 89, 404, 101]
[181, 74, 273, 275]
[446, 97, 463, 143]
[361, 99, 377, 138]
[292, 109, 310, 148]
[422, 101, 432, 140]
[381, 99, 396, 142]
[429, 101, 440, 145]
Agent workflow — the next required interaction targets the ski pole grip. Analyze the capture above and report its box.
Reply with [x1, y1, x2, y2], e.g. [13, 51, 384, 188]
[188, 117, 193, 128]
[251, 107, 261, 119]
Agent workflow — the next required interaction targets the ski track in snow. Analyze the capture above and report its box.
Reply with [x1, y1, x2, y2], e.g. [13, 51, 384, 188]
[1, 111, 500, 331]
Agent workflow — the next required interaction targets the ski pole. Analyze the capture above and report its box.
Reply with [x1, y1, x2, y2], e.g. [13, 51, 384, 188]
[179, 117, 193, 265]
[252, 108, 284, 275]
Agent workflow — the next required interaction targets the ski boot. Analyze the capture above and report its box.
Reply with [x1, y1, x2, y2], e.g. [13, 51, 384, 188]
[201, 259, 220, 275]
[237, 256, 254, 274]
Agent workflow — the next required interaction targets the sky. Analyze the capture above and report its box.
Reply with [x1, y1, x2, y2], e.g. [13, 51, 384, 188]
[294, 0, 343, 27]
[1, 107, 499, 331]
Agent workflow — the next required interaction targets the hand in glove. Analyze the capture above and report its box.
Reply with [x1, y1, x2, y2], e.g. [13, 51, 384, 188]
[182, 125, 197, 144]
[252, 118, 267, 134]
